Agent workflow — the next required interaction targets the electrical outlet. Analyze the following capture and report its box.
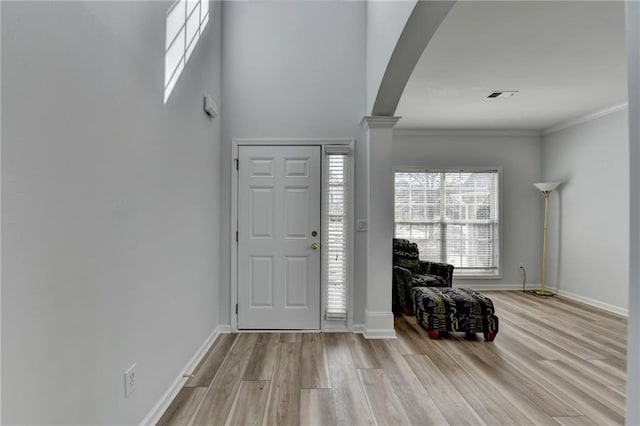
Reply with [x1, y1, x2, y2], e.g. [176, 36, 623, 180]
[124, 364, 136, 398]
[519, 262, 526, 269]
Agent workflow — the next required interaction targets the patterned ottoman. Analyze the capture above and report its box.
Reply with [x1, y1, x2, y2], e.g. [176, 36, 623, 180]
[411, 287, 499, 341]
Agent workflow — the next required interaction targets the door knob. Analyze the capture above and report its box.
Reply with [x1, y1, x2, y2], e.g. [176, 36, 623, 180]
[311, 243, 318, 250]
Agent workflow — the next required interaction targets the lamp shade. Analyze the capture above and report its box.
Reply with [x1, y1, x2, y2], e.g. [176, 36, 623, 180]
[534, 182, 561, 192]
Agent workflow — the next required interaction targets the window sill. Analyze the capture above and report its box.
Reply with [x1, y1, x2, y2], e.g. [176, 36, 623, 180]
[453, 274, 502, 280]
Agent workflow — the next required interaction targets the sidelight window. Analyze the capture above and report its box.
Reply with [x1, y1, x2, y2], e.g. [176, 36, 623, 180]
[323, 146, 351, 319]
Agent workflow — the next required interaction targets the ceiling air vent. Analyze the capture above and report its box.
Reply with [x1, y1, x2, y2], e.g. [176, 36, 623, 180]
[487, 90, 518, 99]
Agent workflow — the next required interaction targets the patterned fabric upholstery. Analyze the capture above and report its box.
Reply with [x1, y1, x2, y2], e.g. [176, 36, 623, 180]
[392, 239, 421, 273]
[392, 239, 454, 314]
[420, 261, 454, 286]
[411, 287, 499, 341]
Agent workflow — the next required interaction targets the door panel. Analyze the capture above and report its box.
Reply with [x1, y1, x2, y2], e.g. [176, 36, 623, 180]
[249, 256, 273, 307]
[249, 188, 274, 238]
[238, 145, 321, 329]
[284, 256, 308, 307]
[284, 188, 309, 238]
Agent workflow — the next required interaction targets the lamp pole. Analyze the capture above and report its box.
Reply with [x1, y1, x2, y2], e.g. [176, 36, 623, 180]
[535, 190, 553, 296]
[533, 182, 560, 297]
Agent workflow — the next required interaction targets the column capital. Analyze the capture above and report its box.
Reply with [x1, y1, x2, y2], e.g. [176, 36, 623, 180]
[360, 116, 401, 130]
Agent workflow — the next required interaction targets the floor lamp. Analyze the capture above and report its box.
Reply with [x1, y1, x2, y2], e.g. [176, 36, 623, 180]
[533, 182, 560, 297]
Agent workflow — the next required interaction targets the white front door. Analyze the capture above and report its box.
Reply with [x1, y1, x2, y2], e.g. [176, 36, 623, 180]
[237, 145, 321, 329]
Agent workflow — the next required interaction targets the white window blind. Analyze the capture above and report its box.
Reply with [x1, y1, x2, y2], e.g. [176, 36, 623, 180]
[164, 0, 210, 103]
[394, 170, 499, 276]
[324, 146, 350, 319]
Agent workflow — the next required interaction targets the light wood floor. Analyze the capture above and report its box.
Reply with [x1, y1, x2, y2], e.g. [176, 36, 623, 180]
[158, 291, 627, 425]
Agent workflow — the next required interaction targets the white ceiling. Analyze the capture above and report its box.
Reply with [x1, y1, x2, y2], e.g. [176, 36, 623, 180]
[395, 1, 628, 131]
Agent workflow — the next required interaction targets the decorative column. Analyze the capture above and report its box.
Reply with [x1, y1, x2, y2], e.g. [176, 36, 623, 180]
[360, 116, 400, 338]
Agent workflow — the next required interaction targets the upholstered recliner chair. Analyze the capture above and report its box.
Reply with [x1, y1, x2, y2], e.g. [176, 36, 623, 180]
[392, 238, 454, 315]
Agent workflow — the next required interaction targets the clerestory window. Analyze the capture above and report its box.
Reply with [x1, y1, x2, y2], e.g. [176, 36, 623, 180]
[164, 0, 210, 103]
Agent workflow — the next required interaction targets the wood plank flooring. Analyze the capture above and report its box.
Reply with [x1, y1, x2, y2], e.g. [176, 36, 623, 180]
[157, 291, 627, 425]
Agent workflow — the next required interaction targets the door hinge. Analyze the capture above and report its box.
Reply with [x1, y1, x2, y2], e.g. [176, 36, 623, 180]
[235, 158, 239, 170]
[236, 231, 238, 242]
[235, 304, 238, 315]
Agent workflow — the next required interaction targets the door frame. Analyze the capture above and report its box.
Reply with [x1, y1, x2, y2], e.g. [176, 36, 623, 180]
[231, 138, 354, 332]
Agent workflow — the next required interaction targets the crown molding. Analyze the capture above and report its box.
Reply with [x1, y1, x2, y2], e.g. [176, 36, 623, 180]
[391, 103, 629, 138]
[543, 102, 629, 135]
[361, 116, 401, 129]
[393, 129, 541, 137]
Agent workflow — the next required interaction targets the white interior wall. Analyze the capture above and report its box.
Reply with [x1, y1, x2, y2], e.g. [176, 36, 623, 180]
[220, 0, 367, 326]
[0, 1, 3, 420]
[1, 1, 222, 423]
[542, 110, 630, 313]
[392, 131, 543, 288]
[366, 0, 417, 113]
[0, 0, 3, 420]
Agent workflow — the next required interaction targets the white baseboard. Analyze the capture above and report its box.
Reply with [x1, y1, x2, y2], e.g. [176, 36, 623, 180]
[364, 310, 394, 330]
[217, 324, 232, 334]
[240, 330, 321, 333]
[352, 324, 366, 334]
[322, 320, 348, 332]
[140, 325, 230, 425]
[361, 328, 397, 339]
[353, 324, 397, 339]
[455, 284, 628, 317]
[362, 310, 396, 339]
[547, 287, 628, 317]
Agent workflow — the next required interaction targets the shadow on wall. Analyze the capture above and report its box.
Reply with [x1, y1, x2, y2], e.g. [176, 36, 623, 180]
[549, 178, 570, 291]
[554, 188, 563, 290]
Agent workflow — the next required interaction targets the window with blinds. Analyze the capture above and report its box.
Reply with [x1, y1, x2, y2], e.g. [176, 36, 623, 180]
[165, 0, 210, 103]
[394, 170, 500, 276]
[324, 147, 350, 319]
